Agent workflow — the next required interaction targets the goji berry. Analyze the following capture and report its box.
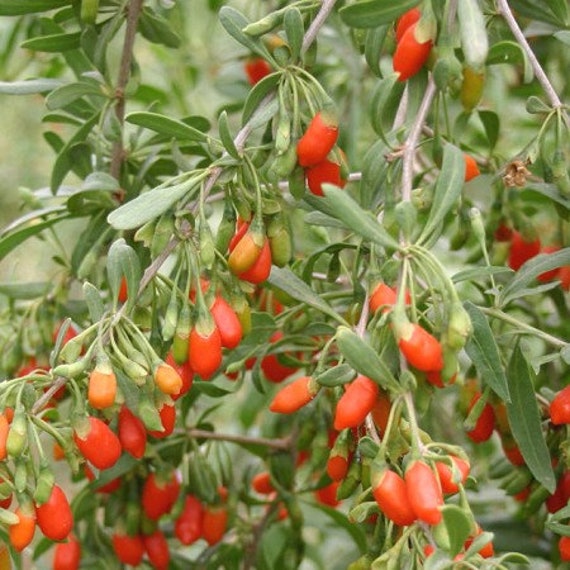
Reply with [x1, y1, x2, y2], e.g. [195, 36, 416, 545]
[372, 469, 416, 526]
[370, 390, 391, 436]
[315, 481, 340, 507]
[210, 295, 243, 349]
[165, 351, 193, 399]
[244, 57, 271, 85]
[464, 154, 480, 182]
[326, 454, 350, 482]
[560, 535, 570, 561]
[188, 322, 222, 380]
[83, 465, 121, 494]
[393, 22, 433, 82]
[252, 471, 275, 495]
[35, 484, 73, 541]
[405, 460, 443, 525]
[537, 245, 561, 282]
[435, 456, 470, 494]
[334, 375, 379, 430]
[261, 331, 298, 383]
[142, 471, 180, 520]
[53, 535, 81, 570]
[175, 495, 204, 545]
[237, 239, 272, 284]
[112, 532, 145, 566]
[550, 385, 570, 425]
[118, 405, 147, 459]
[143, 530, 170, 570]
[466, 393, 495, 443]
[0, 413, 9, 461]
[395, 7, 421, 43]
[508, 230, 540, 271]
[118, 276, 128, 303]
[269, 376, 317, 414]
[73, 416, 122, 470]
[397, 323, 443, 372]
[9, 507, 36, 552]
[306, 158, 347, 197]
[228, 224, 264, 275]
[87, 366, 117, 410]
[153, 361, 182, 396]
[296, 111, 339, 168]
[202, 504, 228, 545]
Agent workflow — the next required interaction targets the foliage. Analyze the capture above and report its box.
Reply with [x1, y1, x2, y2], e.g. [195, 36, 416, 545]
[0, 0, 570, 568]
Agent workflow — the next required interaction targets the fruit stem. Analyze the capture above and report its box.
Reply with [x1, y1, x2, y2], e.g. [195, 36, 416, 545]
[403, 391, 423, 457]
[300, 0, 338, 55]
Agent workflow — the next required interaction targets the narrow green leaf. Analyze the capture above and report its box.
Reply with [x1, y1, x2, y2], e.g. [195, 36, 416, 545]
[138, 7, 181, 48]
[339, 0, 420, 29]
[369, 74, 406, 139]
[360, 138, 390, 210]
[478, 110, 500, 151]
[464, 302, 510, 402]
[364, 26, 389, 77]
[441, 506, 472, 558]
[418, 144, 465, 245]
[1, 206, 67, 236]
[522, 182, 570, 211]
[83, 282, 105, 322]
[46, 81, 105, 110]
[242, 71, 280, 125]
[314, 364, 356, 387]
[267, 267, 343, 324]
[107, 177, 198, 230]
[335, 326, 401, 392]
[499, 247, 570, 306]
[107, 239, 142, 312]
[452, 266, 512, 284]
[283, 7, 303, 62]
[218, 110, 239, 159]
[0, 79, 63, 95]
[21, 31, 81, 52]
[0, 214, 73, 261]
[126, 111, 207, 142]
[0, 0, 68, 15]
[0, 282, 51, 300]
[321, 185, 400, 250]
[506, 345, 556, 493]
[219, 6, 272, 60]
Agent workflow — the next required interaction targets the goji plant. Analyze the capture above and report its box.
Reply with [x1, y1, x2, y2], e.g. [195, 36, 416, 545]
[0, 0, 570, 569]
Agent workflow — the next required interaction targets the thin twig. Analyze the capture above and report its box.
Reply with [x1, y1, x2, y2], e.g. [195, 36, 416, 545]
[301, 0, 338, 55]
[496, 0, 564, 111]
[181, 428, 292, 451]
[110, 0, 145, 181]
[401, 78, 437, 203]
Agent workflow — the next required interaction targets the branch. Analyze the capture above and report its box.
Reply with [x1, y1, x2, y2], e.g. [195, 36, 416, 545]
[496, 0, 565, 111]
[401, 78, 437, 203]
[182, 428, 293, 451]
[301, 0, 338, 54]
[110, 0, 145, 181]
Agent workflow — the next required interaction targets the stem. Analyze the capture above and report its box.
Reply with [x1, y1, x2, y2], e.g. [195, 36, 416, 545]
[301, 0, 338, 55]
[181, 428, 292, 451]
[110, 0, 145, 181]
[496, 0, 565, 112]
[481, 307, 567, 348]
[403, 391, 423, 456]
[401, 78, 437, 203]
[31, 376, 68, 415]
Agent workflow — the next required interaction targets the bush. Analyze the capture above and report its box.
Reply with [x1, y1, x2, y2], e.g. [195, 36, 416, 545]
[0, 0, 570, 568]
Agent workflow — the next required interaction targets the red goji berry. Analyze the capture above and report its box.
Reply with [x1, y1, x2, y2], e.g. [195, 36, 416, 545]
[393, 22, 433, 81]
[334, 375, 379, 430]
[244, 57, 271, 85]
[188, 325, 222, 380]
[397, 323, 443, 372]
[73, 416, 122, 470]
[142, 471, 180, 520]
[550, 385, 570, 425]
[252, 471, 275, 495]
[466, 393, 495, 443]
[372, 469, 416, 526]
[202, 504, 228, 546]
[53, 535, 81, 570]
[112, 532, 145, 566]
[508, 230, 540, 271]
[143, 530, 170, 570]
[405, 460, 443, 525]
[118, 405, 147, 459]
[269, 376, 317, 414]
[9, 507, 36, 552]
[464, 154, 480, 182]
[210, 295, 243, 349]
[296, 111, 339, 168]
[35, 484, 73, 541]
[435, 456, 470, 494]
[306, 158, 346, 197]
[175, 495, 204, 545]
[147, 404, 176, 439]
[395, 7, 421, 43]
[315, 481, 340, 507]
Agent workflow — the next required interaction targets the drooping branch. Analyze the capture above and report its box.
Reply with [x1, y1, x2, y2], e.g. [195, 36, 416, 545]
[182, 428, 292, 451]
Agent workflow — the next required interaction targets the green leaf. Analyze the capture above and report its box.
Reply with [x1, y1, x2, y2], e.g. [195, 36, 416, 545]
[487, 40, 533, 83]
[340, 0, 420, 28]
[478, 110, 500, 151]
[106, 239, 142, 313]
[46, 81, 105, 110]
[369, 74, 406, 139]
[0, 213, 73, 262]
[267, 266, 344, 324]
[360, 138, 390, 210]
[418, 144, 465, 246]
[0, 282, 51, 300]
[314, 364, 356, 387]
[509, 0, 569, 27]
[321, 185, 400, 250]
[283, 7, 303, 63]
[440, 505, 472, 558]
[219, 6, 272, 60]
[554, 31, 570, 46]
[21, 31, 81, 52]
[0, 78, 63, 95]
[335, 327, 401, 392]
[0, 0, 68, 15]
[464, 302, 510, 402]
[126, 111, 207, 142]
[83, 282, 105, 322]
[107, 176, 198, 230]
[364, 26, 389, 77]
[499, 247, 570, 306]
[521, 182, 570, 211]
[242, 72, 280, 126]
[452, 266, 512, 284]
[506, 345, 556, 493]
[218, 110, 239, 159]
[138, 7, 181, 48]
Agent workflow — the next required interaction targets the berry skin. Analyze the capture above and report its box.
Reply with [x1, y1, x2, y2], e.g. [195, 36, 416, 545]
[53, 535, 81, 570]
[112, 533, 145, 566]
[143, 530, 170, 570]
[87, 367, 117, 410]
[393, 22, 433, 82]
[405, 460, 443, 525]
[73, 416, 122, 470]
[153, 362, 182, 396]
[372, 469, 416, 526]
[296, 112, 339, 168]
[464, 154, 480, 182]
[550, 385, 570, 425]
[397, 323, 443, 372]
[508, 230, 540, 271]
[466, 393, 496, 443]
[211, 295, 243, 349]
[148, 404, 176, 439]
[202, 504, 228, 546]
[269, 376, 317, 414]
[118, 405, 147, 459]
[189, 325, 222, 380]
[175, 495, 204, 545]
[560, 535, 570, 561]
[35, 484, 73, 541]
[237, 239, 272, 284]
[334, 375, 379, 430]
[142, 471, 180, 520]
[306, 158, 347, 197]
[251, 471, 275, 495]
[261, 331, 298, 383]
[435, 456, 470, 494]
[244, 57, 271, 85]
[9, 507, 36, 552]
[0, 413, 9, 461]
[395, 7, 421, 43]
